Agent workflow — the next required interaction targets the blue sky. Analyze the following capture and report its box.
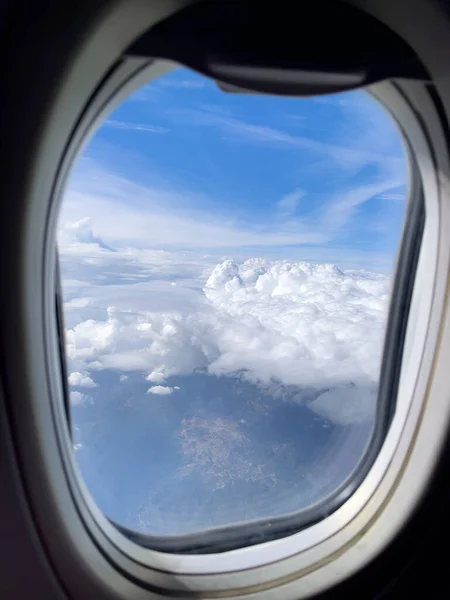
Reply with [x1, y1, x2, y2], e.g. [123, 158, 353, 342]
[63, 65, 408, 273]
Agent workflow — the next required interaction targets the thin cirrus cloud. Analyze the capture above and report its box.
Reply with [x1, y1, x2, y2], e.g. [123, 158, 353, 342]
[105, 119, 168, 134]
[319, 178, 406, 232]
[160, 103, 406, 239]
[68, 78, 407, 262]
[60, 164, 329, 250]
[158, 78, 205, 89]
[164, 105, 405, 177]
[59, 71, 407, 273]
[275, 189, 305, 219]
[378, 192, 406, 200]
[60, 160, 402, 260]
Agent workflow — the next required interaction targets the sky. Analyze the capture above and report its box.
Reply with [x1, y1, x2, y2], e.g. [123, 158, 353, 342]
[61, 64, 408, 273]
[58, 65, 408, 536]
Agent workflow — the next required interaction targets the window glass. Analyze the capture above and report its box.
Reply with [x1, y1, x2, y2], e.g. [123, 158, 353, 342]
[58, 67, 408, 536]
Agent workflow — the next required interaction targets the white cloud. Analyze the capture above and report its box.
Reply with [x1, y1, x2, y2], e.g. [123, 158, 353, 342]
[58, 217, 113, 250]
[124, 200, 321, 246]
[276, 189, 304, 219]
[119, 374, 128, 382]
[146, 371, 167, 384]
[320, 179, 404, 232]
[59, 170, 327, 250]
[57, 164, 402, 274]
[159, 79, 205, 89]
[70, 391, 88, 406]
[309, 387, 376, 425]
[105, 120, 168, 134]
[64, 254, 389, 424]
[68, 371, 97, 388]
[378, 193, 405, 200]
[165, 102, 404, 177]
[59, 87, 406, 261]
[169, 108, 325, 152]
[147, 385, 175, 395]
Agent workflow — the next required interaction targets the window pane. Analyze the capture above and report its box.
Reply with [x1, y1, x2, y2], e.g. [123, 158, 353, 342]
[58, 67, 408, 537]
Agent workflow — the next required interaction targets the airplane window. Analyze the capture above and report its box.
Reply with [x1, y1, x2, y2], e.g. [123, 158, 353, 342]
[57, 66, 408, 539]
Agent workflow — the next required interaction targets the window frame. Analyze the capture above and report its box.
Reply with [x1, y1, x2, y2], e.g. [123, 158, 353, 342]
[2, 1, 450, 598]
[48, 65, 440, 576]
[56, 62, 423, 557]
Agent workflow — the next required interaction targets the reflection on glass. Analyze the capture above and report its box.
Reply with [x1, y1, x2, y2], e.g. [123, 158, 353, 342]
[59, 67, 407, 535]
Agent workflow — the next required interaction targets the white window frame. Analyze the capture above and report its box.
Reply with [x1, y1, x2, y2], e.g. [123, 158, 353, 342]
[50, 68, 448, 584]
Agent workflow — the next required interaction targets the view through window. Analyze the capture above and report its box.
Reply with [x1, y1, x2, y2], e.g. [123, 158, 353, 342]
[58, 67, 408, 536]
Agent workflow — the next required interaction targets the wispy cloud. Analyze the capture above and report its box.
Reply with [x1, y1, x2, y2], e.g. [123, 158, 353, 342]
[61, 164, 328, 250]
[164, 106, 404, 177]
[284, 114, 307, 126]
[105, 120, 168, 134]
[63, 82, 406, 273]
[61, 141, 404, 270]
[319, 179, 404, 233]
[276, 189, 304, 219]
[378, 192, 405, 200]
[159, 79, 205, 89]
[168, 107, 309, 147]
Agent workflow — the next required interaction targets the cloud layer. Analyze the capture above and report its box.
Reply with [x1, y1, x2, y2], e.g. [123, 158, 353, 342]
[63, 236, 389, 424]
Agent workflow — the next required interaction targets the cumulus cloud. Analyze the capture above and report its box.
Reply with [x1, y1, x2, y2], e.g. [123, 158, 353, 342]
[58, 217, 114, 250]
[310, 387, 377, 426]
[68, 371, 97, 388]
[147, 385, 176, 395]
[146, 371, 167, 384]
[64, 255, 389, 424]
[70, 391, 87, 406]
